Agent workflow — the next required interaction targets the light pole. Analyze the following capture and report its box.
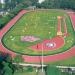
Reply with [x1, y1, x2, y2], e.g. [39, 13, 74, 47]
[42, 42, 44, 72]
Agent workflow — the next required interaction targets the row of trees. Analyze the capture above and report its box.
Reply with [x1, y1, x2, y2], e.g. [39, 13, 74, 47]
[2, 0, 75, 11]
[0, 0, 38, 29]
[1, 0, 75, 14]
[0, 0, 75, 29]
[0, 0, 38, 10]
[37, 0, 75, 10]
[0, 51, 36, 75]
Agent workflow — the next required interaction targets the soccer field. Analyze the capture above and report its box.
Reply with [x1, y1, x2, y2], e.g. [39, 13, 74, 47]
[2, 10, 75, 56]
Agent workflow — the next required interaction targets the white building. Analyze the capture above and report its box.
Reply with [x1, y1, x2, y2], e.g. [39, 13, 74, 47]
[38, 0, 45, 3]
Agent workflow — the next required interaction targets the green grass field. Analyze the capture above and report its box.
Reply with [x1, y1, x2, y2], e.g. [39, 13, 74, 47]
[13, 66, 75, 75]
[14, 70, 37, 75]
[2, 10, 75, 56]
[14, 71, 75, 75]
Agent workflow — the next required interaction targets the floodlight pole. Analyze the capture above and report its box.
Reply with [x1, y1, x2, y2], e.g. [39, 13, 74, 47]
[42, 42, 44, 72]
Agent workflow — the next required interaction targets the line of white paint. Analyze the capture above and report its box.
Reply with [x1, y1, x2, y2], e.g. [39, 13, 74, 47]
[42, 43, 44, 72]
[68, 13, 75, 31]
[13, 63, 75, 69]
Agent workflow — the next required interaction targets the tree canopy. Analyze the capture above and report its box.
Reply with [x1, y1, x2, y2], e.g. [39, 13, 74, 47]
[37, 0, 75, 10]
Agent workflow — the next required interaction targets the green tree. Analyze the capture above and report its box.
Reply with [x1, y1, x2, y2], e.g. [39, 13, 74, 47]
[0, 52, 15, 75]
[2, 62, 13, 75]
[13, 54, 23, 63]
[13, 55, 24, 72]
[38, 0, 75, 10]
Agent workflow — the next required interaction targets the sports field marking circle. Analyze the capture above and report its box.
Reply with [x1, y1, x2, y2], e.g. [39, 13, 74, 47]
[46, 42, 56, 48]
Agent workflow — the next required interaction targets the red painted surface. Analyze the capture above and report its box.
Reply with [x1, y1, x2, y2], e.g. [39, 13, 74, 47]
[30, 36, 64, 51]
[64, 18, 67, 34]
[63, 18, 69, 36]
[0, 10, 75, 63]
[23, 46, 75, 63]
[57, 17, 61, 32]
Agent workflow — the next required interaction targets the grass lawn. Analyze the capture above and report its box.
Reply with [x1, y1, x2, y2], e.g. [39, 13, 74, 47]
[2, 10, 75, 56]
[14, 71, 37, 75]
[62, 72, 75, 75]
[13, 70, 75, 75]
[48, 56, 75, 66]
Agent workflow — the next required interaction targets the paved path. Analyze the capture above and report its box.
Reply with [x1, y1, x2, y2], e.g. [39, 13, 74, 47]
[0, 10, 75, 63]
[38, 69, 45, 75]
[13, 63, 75, 69]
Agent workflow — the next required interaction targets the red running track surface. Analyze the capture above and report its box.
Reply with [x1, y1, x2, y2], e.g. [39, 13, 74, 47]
[57, 17, 61, 32]
[30, 36, 64, 51]
[0, 10, 28, 58]
[0, 10, 75, 63]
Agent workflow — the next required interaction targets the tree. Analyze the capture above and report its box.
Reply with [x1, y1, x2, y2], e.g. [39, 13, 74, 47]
[13, 54, 23, 63]
[0, 52, 4, 75]
[2, 62, 13, 75]
[13, 54, 24, 72]
[37, 0, 75, 10]
[0, 52, 15, 75]
[0, 15, 11, 29]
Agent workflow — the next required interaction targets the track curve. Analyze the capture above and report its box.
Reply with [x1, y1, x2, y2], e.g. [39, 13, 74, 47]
[0, 10, 75, 63]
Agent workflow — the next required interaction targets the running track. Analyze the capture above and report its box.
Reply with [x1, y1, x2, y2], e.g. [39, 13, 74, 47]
[57, 16, 62, 32]
[30, 36, 64, 51]
[0, 10, 28, 58]
[63, 17, 68, 36]
[0, 10, 75, 63]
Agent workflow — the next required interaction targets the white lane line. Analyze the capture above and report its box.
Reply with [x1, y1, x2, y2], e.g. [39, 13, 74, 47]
[42, 43, 44, 72]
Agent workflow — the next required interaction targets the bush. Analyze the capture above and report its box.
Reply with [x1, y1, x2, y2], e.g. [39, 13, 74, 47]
[26, 66, 33, 72]
[0, 15, 11, 29]
[13, 54, 24, 63]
